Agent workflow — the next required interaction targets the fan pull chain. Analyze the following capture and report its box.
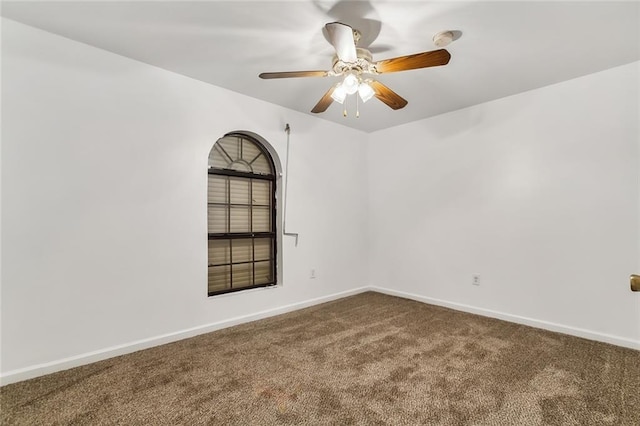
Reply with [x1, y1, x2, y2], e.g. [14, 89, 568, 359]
[343, 96, 347, 117]
[356, 94, 360, 118]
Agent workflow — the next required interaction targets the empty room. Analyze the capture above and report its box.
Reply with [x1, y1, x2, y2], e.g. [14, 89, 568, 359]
[1, 1, 639, 424]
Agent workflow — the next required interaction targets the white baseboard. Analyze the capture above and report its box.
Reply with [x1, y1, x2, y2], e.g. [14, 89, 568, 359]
[371, 286, 640, 351]
[3, 285, 637, 386]
[0, 286, 370, 386]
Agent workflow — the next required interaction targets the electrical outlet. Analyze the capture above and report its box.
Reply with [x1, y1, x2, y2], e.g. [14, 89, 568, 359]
[310, 269, 316, 279]
[472, 274, 481, 286]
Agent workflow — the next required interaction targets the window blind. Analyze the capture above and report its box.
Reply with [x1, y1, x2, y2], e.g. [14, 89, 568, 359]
[207, 133, 276, 295]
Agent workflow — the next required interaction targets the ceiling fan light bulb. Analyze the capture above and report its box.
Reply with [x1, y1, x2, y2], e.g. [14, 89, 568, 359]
[358, 82, 375, 103]
[343, 73, 359, 95]
[331, 83, 347, 104]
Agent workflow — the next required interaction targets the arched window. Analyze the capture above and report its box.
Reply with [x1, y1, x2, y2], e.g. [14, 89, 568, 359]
[207, 133, 277, 296]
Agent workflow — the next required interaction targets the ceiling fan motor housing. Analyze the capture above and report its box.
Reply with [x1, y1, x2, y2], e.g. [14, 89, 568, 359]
[331, 48, 376, 76]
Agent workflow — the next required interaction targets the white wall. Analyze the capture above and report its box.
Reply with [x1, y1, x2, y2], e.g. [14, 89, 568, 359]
[369, 61, 640, 347]
[0, 19, 369, 381]
[2, 17, 638, 385]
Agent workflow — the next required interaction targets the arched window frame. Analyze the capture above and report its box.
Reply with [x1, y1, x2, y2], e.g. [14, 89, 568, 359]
[207, 132, 279, 296]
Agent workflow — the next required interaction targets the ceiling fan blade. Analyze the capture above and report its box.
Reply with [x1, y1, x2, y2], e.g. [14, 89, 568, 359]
[311, 86, 336, 113]
[325, 22, 357, 63]
[259, 71, 329, 79]
[369, 80, 408, 110]
[375, 49, 451, 74]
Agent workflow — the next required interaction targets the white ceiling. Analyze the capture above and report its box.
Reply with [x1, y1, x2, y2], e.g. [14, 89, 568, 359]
[2, 1, 639, 133]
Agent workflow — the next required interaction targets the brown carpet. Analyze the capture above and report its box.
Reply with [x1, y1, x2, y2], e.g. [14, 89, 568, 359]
[1, 292, 639, 425]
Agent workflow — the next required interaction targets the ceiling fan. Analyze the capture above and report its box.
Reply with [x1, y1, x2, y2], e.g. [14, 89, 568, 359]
[259, 22, 451, 115]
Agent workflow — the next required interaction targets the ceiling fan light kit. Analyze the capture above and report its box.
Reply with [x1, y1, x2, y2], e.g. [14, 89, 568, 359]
[342, 72, 359, 94]
[331, 77, 375, 105]
[259, 22, 452, 116]
[331, 83, 347, 103]
[358, 81, 376, 103]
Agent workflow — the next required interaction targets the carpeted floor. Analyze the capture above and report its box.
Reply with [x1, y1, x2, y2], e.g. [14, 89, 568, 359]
[1, 292, 639, 425]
